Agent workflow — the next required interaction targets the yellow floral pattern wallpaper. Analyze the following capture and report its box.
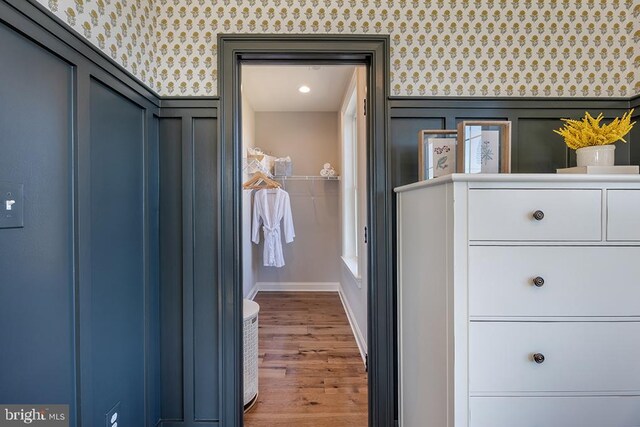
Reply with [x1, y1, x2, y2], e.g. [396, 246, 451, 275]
[41, 0, 157, 87]
[39, 0, 640, 97]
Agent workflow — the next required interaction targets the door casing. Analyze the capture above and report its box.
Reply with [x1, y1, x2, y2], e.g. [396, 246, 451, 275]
[218, 34, 394, 427]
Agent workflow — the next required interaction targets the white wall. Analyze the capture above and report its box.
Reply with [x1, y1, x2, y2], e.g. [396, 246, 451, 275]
[254, 112, 341, 285]
[242, 91, 258, 299]
[339, 67, 368, 358]
[254, 112, 340, 176]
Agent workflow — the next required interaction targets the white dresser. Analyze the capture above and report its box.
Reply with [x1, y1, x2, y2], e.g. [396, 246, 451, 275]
[396, 174, 640, 427]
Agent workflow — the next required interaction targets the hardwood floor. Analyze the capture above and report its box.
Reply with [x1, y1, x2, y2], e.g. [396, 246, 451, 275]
[244, 292, 368, 427]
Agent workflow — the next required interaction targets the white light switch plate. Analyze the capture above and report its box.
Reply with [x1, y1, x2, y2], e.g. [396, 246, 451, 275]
[0, 182, 24, 229]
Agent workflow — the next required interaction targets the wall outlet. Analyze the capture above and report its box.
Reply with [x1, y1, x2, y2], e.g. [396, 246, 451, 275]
[105, 402, 120, 427]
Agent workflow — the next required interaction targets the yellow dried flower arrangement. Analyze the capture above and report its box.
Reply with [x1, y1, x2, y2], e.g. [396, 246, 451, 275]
[554, 109, 635, 150]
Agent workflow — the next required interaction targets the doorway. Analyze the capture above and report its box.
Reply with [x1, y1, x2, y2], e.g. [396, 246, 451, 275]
[218, 35, 393, 427]
[240, 64, 368, 426]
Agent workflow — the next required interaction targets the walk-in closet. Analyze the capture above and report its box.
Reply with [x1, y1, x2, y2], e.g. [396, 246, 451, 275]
[240, 64, 369, 426]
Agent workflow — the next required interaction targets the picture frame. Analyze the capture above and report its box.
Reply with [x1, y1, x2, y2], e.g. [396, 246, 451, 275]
[418, 129, 458, 180]
[456, 121, 512, 174]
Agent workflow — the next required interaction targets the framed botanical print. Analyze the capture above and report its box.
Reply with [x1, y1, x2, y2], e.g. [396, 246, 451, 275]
[418, 130, 458, 180]
[456, 121, 512, 174]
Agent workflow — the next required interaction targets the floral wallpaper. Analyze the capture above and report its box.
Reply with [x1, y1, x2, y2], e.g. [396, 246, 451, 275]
[39, 0, 640, 98]
[41, 0, 158, 89]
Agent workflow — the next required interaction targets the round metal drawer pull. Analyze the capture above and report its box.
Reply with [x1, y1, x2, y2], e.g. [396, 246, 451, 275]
[533, 276, 545, 287]
[533, 353, 545, 364]
[532, 210, 545, 221]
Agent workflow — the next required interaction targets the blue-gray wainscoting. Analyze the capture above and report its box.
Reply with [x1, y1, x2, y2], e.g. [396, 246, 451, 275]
[158, 101, 220, 426]
[0, 1, 160, 426]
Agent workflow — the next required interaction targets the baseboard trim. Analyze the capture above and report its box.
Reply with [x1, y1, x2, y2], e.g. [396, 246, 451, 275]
[338, 283, 367, 365]
[256, 282, 340, 292]
[245, 282, 259, 300]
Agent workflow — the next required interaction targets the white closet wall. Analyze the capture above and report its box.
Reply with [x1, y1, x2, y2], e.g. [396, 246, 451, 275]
[256, 112, 339, 176]
[254, 112, 341, 287]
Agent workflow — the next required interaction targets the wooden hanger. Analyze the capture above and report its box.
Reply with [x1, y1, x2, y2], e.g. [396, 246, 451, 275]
[242, 171, 281, 190]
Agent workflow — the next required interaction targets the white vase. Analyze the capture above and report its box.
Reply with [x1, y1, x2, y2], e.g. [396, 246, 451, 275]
[576, 145, 615, 167]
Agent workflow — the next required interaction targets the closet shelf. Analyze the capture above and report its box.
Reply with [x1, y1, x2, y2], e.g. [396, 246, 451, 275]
[274, 175, 340, 181]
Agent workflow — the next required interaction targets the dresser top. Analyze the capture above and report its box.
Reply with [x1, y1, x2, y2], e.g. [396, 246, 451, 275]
[394, 173, 640, 193]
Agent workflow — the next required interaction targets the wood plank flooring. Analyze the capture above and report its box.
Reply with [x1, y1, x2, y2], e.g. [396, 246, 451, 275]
[244, 292, 368, 427]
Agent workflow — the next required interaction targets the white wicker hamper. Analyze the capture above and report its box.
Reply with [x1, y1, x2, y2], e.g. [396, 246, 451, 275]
[243, 299, 260, 410]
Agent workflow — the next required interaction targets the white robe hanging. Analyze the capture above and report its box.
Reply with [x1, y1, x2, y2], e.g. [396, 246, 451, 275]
[252, 188, 295, 267]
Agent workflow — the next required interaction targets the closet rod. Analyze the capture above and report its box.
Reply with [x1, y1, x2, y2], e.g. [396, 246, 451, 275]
[274, 176, 340, 181]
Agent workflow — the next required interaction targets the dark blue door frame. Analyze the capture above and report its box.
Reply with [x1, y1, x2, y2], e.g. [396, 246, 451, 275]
[218, 34, 394, 427]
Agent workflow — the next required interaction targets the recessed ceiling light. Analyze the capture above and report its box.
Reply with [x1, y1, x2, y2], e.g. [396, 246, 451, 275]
[298, 85, 311, 94]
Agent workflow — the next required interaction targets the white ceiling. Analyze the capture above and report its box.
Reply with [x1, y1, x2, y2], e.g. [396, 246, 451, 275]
[241, 65, 357, 112]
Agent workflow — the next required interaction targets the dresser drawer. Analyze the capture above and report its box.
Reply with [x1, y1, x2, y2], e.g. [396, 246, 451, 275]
[470, 396, 640, 427]
[469, 246, 640, 317]
[469, 322, 640, 393]
[468, 189, 602, 241]
[608, 190, 640, 241]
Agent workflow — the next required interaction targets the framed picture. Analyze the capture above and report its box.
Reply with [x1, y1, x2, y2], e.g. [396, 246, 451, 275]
[456, 121, 512, 174]
[418, 130, 458, 180]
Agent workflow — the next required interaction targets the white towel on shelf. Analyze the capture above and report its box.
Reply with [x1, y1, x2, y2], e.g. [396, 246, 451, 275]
[320, 162, 335, 177]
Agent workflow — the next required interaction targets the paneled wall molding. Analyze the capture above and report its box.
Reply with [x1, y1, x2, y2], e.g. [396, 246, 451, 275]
[390, 96, 633, 112]
[160, 98, 220, 112]
[1, 1, 161, 427]
[158, 103, 220, 427]
[632, 94, 640, 109]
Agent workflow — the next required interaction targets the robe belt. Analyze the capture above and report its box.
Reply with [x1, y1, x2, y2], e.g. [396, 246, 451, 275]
[263, 224, 281, 266]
